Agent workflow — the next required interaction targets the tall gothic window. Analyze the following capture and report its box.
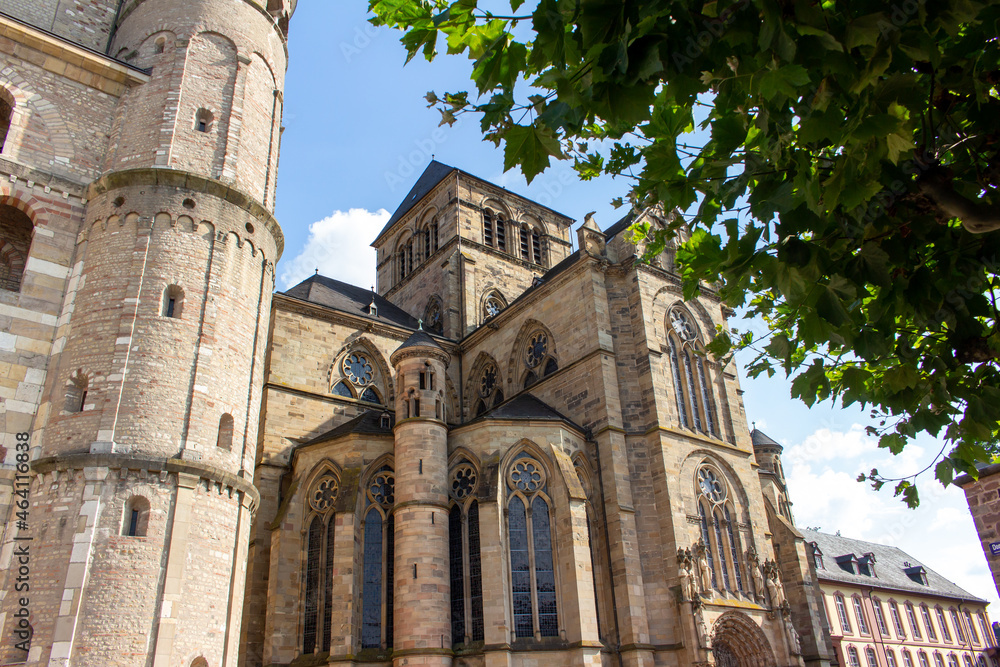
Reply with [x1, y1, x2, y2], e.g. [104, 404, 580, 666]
[666, 307, 720, 438]
[431, 216, 439, 251]
[519, 225, 530, 258]
[361, 466, 395, 649]
[449, 461, 484, 644]
[522, 329, 558, 388]
[507, 454, 558, 639]
[474, 360, 504, 416]
[302, 471, 340, 654]
[695, 463, 747, 597]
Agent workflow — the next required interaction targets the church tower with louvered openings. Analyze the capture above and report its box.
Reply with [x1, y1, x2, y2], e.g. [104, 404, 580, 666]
[0, 0, 294, 665]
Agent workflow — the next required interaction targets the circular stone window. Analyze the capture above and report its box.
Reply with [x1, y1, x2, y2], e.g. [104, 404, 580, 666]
[697, 465, 726, 503]
[182, 198, 196, 210]
[113, 196, 125, 208]
[526, 332, 547, 368]
[342, 353, 374, 386]
[245, 222, 255, 234]
[669, 308, 698, 342]
[369, 471, 395, 506]
[509, 457, 545, 493]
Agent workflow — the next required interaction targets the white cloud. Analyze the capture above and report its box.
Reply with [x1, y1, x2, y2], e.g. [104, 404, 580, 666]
[278, 208, 388, 291]
[785, 424, 998, 609]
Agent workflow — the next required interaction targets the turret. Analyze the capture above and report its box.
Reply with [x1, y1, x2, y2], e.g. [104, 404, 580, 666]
[0, 1, 295, 665]
[752, 428, 794, 523]
[389, 329, 452, 666]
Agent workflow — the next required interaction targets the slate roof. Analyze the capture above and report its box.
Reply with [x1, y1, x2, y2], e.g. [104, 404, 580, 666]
[282, 274, 420, 329]
[603, 211, 637, 240]
[800, 529, 985, 603]
[750, 428, 782, 449]
[302, 410, 394, 446]
[467, 393, 585, 433]
[372, 160, 456, 245]
[371, 160, 575, 247]
[396, 328, 443, 352]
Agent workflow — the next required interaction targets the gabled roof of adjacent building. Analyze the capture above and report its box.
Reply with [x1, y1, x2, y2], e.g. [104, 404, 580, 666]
[371, 160, 574, 247]
[302, 409, 395, 446]
[800, 528, 985, 603]
[282, 273, 421, 330]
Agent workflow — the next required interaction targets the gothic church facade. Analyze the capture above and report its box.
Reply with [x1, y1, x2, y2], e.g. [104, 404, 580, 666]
[0, 1, 834, 666]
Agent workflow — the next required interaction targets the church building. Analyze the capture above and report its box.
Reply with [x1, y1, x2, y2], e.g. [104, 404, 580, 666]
[0, 0, 838, 666]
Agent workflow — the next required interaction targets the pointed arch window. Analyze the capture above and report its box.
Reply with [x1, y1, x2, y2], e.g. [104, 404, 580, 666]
[333, 350, 385, 405]
[666, 307, 720, 437]
[695, 463, 745, 595]
[507, 454, 558, 639]
[302, 471, 339, 654]
[424, 297, 444, 335]
[523, 330, 558, 388]
[449, 462, 484, 645]
[483, 290, 507, 322]
[474, 361, 503, 415]
[361, 466, 394, 649]
[723, 506, 744, 593]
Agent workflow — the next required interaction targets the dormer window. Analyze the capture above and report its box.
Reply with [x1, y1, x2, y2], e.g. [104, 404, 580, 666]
[904, 565, 928, 585]
[835, 554, 858, 574]
[810, 542, 823, 570]
[858, 553, 877, 577]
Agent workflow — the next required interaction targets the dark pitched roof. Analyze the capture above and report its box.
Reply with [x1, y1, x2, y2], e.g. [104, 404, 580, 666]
[302, 410, 394, 446]
[469, 393, 584, 432]
[372, 160, 456, 246]
[371, 160, 575, 247]
[750, 428, 782, 449]
[800, 529, 985, 603]
[282, 274, 420, 329]
[603, 211, 637, 240]
[396, 328, 443, 352]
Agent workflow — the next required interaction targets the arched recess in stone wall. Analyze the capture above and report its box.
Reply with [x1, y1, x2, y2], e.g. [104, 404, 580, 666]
[464, 350, 503, 418]
[181, 31, 238, 178]
[710, 611, 777, 667]
[0, 198, 36, 293]
[330, 335, 394, 406]
[505, 318, 558, 391]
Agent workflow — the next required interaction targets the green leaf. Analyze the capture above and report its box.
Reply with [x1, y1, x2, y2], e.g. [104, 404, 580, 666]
[502, 124, 563, 183]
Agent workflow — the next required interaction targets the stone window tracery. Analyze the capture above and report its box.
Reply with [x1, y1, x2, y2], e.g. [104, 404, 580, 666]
[332, 349, 385, 405]
[449, 461, 484, 645]
[361, 464, 395, 650]
[694, 463, 747, 597]
[303, 470, 340, 654]
[506, 453, 558, 639]
[475, 361, 504, 416]
[483, 290, 507, 321]
[522, 329, 558, 388]
[665, 306, 720, 438]
[423, 297, 443, 335]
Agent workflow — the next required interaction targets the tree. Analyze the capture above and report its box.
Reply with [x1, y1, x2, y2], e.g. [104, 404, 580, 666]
[369, 0, 1000, 505]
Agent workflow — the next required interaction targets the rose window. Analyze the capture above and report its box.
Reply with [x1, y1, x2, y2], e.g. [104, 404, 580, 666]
[526, 332, 547, 368]
[369, 471, 395, 506]
[343, 353, 374, 386]
[697, 465, 726, 503]
[480, 364, 497, 397]
[669, 309, 698, 342]
[450, 464, 478, 499]
[310, 475, 339, 512]
[509, 458, 545, 493]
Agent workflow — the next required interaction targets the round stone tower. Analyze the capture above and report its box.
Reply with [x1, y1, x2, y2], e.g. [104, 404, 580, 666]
[0, 1, 295, 665]
[389, 330, 452, 666]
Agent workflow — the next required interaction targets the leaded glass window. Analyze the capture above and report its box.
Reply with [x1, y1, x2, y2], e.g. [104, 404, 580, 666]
[683, 352, 703, 431]
[698, 503, 717, 588]
[302, 471, 339, 654]
[449, 462, 484, 644]
[361, 466, 394, 649]
[360, 387, 380, 403]
[424, 298, 443, 335]
[698, 466, 726, 503]
[506, 455, 558, 639]
[332, 381, 352, 398]
[723, 506, 744, 593]
[666, 306, 722, 439]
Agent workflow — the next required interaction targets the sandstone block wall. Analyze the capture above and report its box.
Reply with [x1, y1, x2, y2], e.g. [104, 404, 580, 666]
[959, 467, 1000, 597]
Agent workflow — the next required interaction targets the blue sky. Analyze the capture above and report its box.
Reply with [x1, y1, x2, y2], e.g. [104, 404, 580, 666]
[273, 2, 994, 608]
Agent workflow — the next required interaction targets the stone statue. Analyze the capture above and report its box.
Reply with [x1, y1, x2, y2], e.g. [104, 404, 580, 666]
[695, 606, 711, 649]
[677, 548, 695, 602]
[751, 560, 765, 603]
[695, 542, 713, 599]
[786, 618, 802, 655]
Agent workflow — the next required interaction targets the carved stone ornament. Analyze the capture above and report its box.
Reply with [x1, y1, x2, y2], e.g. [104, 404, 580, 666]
[450, 463, 478, 500]
[309, 473, 339, 512]
[508, 457, 546, 493]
